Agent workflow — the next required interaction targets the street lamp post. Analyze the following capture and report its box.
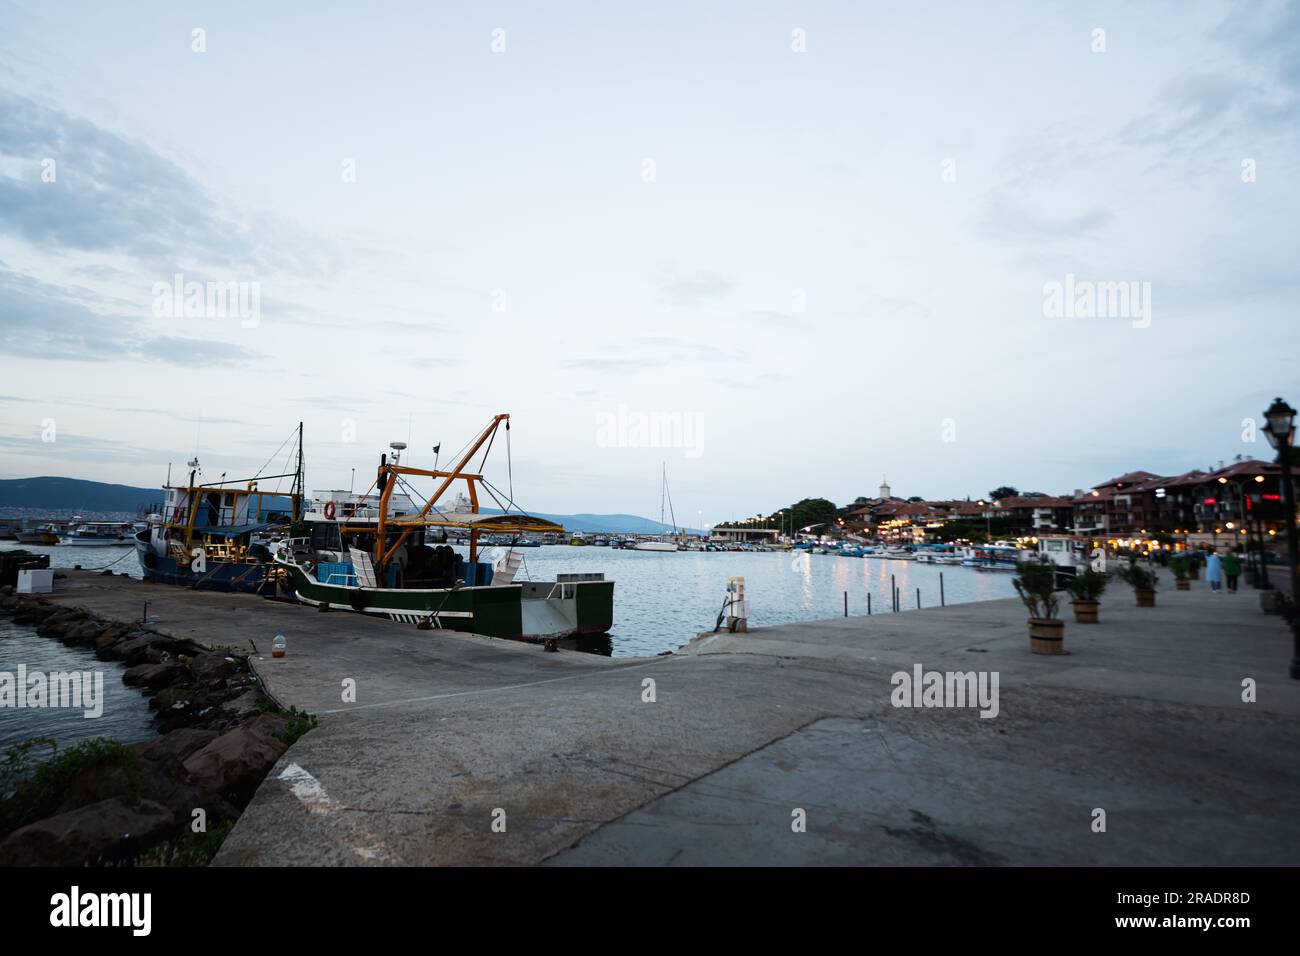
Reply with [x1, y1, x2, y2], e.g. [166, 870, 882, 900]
[1262, 397, 1300, 679]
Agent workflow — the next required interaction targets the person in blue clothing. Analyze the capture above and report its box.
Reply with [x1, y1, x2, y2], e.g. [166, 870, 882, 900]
[1205, 550, 1223, 592]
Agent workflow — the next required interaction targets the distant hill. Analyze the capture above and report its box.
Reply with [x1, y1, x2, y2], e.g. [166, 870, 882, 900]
[0, 476, 696, 534]
[0, 477, 161, 513]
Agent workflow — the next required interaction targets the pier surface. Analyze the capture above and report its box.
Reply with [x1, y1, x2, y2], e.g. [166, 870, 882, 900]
[38, 571, 1300, 866]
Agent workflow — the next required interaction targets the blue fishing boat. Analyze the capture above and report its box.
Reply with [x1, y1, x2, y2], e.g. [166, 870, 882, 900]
[134, 424, 305, 593]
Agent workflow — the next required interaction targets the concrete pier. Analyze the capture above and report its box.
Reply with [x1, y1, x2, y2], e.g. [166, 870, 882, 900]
[32, 571, 1300, 866]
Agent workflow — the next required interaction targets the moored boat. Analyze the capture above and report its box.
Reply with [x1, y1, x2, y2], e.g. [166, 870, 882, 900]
[274, 414, 614, 642]
[15, 523, 62, 545]
[61, 522, 136, 546]
[135, 425, 305, 592]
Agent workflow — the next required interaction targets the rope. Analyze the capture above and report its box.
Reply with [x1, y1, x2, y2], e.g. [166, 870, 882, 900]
[82, 548, 137, 572]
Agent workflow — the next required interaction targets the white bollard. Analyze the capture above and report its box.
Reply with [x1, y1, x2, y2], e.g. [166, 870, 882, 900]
[725, 576, 748, 633]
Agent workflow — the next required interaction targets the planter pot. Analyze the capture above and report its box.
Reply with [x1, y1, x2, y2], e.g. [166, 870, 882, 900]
[1070, 599, 1099, 624]
[1175, 578, 1190, 591]
[1260, 589, 1284, 613]
[1188, 567, 1200, 580]
[1135, 589, 1156, 607]
[1028, 618, 1066, 655]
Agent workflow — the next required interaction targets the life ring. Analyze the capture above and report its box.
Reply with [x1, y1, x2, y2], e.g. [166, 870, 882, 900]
[324, 501, 336, 519]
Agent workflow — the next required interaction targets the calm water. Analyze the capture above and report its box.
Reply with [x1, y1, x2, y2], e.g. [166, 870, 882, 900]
[494, 546, 1017, 657]
[1, 541, 154, 754]
[1, 541, 1017, 659]
[0, 617, 158, 755]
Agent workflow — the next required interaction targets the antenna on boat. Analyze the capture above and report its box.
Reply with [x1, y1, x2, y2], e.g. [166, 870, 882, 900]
[389, 441, 407, 466]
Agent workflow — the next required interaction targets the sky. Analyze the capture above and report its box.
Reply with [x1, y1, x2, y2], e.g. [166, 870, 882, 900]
[0, 0, 1297, 527]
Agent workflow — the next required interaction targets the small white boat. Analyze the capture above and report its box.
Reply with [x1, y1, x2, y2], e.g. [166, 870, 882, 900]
[61, 522, 135, 546]
[882, 547, 913, 560]
[634, 539, 678, 552]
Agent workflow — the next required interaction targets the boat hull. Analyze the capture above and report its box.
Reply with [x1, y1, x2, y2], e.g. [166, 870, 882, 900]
[278, 561, 614, 640]
[15, 531, 59, 545]
[633, 541, 678, 552]
[137, 548, 275, 593]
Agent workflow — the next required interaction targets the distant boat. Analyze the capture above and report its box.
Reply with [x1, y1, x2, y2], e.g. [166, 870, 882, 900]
[634, 463, 680, 552]
[62, 522, 135, 546]
[570, 532, 588, 546]
[0, 523, 17, 540]
[16, 524, 61, 545]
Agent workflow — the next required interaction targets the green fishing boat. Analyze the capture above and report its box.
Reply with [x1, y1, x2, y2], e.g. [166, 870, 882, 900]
[274, 414, 614, 642]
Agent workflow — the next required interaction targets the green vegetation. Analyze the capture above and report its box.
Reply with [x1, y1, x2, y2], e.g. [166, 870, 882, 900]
[1065, 568, 1109, 602]
[1012, 557, 1060, 620]
[274, 707, 319, 747]
[717, 497, 839, 535]
[1169, 556, 1190, 580]
[1, 737, 138, 837]
[988, 486, 1019, 501]
[132, 820, 235, 867]
[1117, 563, 1159, 591]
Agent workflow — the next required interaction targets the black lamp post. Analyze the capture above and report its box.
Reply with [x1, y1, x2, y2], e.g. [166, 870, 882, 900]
[1262, 397, 1300, 679]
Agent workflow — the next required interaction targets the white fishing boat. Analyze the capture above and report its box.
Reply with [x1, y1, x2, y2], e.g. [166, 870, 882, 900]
[60, 522, 136, 546]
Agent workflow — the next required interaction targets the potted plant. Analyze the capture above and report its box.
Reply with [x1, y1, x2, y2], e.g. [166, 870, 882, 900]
[1170, 556, 1191, 590]
[1118, 562, 1159, 606]
[1013, 557, 1064, 654]
[1065, 567, 1107, 623]
[1186, 553, 1201, 580]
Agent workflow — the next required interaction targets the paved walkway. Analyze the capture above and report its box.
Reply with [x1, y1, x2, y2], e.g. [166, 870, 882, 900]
[34, 572, 1300, 865]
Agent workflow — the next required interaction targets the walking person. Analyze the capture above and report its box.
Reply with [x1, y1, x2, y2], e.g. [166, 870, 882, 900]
[1222, 550, 1241, 593]
[1206, 550, 1223, 593]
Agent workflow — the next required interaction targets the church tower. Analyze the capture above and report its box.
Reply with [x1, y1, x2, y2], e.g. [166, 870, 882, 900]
[878, 476, 891, 499]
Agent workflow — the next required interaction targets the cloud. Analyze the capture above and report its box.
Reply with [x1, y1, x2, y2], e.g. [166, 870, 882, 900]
[0, 91, 258, 271]
[979, 197, 1113, 243]
[653, 268, 735, 306]
[0, 267, 259, 367]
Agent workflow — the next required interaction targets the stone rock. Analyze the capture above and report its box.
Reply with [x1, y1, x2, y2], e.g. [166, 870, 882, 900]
[218, 688, 265, 721]
[114, 633, 181, 666]
[189, 652, 239, 682]
[60, 621, 103, 646]
[37, 609, 87, 638]
[141, 728, 219, 769]
[122, 661, 186, 689]
[0, 797, 176, 866]
[0, 593, 17, 611]
[182, 722, 287, 804]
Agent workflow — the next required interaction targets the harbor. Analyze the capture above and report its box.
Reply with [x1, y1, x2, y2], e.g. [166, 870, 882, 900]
[3, 566, 1296, 866]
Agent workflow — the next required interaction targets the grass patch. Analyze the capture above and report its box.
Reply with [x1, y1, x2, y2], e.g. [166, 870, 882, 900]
[275, 707, 319, 747]
[0, 736, 139, 838]
[132, 819, 235, 867]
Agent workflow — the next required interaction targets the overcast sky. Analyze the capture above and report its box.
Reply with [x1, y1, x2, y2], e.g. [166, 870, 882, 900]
[1, 0, 1297, 525]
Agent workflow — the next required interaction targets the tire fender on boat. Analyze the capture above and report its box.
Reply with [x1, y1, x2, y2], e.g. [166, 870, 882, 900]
[349, 588, 367, 612]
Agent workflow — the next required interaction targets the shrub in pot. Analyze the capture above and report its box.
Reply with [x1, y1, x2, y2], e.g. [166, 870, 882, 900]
[1065, 568, 1108, 623]
[1170, 556, 1191, 591]
[1118, 562, 1159, 606]
[1013, 557, 1065, 654]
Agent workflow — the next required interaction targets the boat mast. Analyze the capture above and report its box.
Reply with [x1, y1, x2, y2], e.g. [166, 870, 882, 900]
[292, 421, 304, 522]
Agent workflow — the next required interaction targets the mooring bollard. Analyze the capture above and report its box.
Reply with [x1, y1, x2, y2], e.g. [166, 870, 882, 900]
[725, 575, 748, 633]
[891, 574, 896, 611]
[940, 571, 946, 607]
[867, 593, 872, 615]
[916, 587, 921, 609]
[141, 601, 148, 623]
[844, 591, 848, 617]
